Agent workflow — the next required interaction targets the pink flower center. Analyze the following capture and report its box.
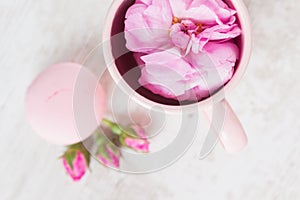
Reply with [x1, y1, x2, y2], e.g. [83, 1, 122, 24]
[172, 17, 203, 35]
[170, 17, 205, 53]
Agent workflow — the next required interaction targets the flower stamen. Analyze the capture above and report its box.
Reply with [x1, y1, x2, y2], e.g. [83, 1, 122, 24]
[196, 22, 203, 34]
[172, 17, 181, 24]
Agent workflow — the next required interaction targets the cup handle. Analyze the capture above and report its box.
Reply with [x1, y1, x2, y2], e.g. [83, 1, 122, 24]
[204, 99, 248, 153]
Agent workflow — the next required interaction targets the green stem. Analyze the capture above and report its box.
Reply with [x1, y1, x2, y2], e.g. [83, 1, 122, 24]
[68, 142, 83, 150]
[102, 118, 114, 127]
[102, 118, 123, 136]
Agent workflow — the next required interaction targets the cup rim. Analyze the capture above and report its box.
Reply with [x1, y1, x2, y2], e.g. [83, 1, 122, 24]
[102, 0, 252, 113]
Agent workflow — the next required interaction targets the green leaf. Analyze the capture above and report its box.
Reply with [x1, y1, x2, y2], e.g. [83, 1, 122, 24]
[63, 142, 91, 168]
[83, 150, 91, 166]
[64, 149, 77, 170]
[68, 143, 82, 151]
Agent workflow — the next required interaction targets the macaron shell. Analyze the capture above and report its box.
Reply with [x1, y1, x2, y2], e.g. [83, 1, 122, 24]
[25, 62, 106, 145]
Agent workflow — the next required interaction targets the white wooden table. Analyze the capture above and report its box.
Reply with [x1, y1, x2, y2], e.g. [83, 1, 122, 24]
[1, 0, 300, 199]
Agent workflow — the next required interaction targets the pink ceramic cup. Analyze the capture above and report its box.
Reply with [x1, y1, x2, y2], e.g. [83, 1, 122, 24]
[102, 0, 252, 153]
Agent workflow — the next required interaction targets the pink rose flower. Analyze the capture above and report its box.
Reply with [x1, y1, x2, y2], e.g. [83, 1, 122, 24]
[125, 0, 240, 54]
[139, 42, 238, 101]
[62, 148, 89, 182]
[125, 0, 241, 101]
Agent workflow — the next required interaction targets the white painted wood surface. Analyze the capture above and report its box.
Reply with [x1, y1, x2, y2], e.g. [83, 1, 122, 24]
[1, 0, 300, 199]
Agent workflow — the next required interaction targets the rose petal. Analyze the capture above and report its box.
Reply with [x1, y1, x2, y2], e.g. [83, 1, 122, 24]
[106, 147, 120, 168]
[125, 0, 173, 53]
[186, 41, 238, 91]
[136, 0, 152, 5]
[124, 138, 149, 153]
[184, 5, 220, 25]
[139, 49, 198, 98]
[190, 24, 241, 52]
[169, 0, 231, 25]
[200, 24, 241, 41]
[125, 3, 148, 18]
[131, 125, 147, 139]
[168, 0, 193, 17]
[98, 156, 109, 166]
[189, 0, 236, 24]
[63, 151, 87, 182]
[170, 23, 191, 50]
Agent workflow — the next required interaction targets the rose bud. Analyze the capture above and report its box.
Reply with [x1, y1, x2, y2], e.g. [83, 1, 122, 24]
[61, 143, 90, 181]
[119, 125, 149, 153]
[120, 134, 149, 153]
[96, 134, 120, 168]
[102, 119, 149, 153]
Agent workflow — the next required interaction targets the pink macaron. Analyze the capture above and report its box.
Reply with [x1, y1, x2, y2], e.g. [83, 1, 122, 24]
[25, 62, 106, 145]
